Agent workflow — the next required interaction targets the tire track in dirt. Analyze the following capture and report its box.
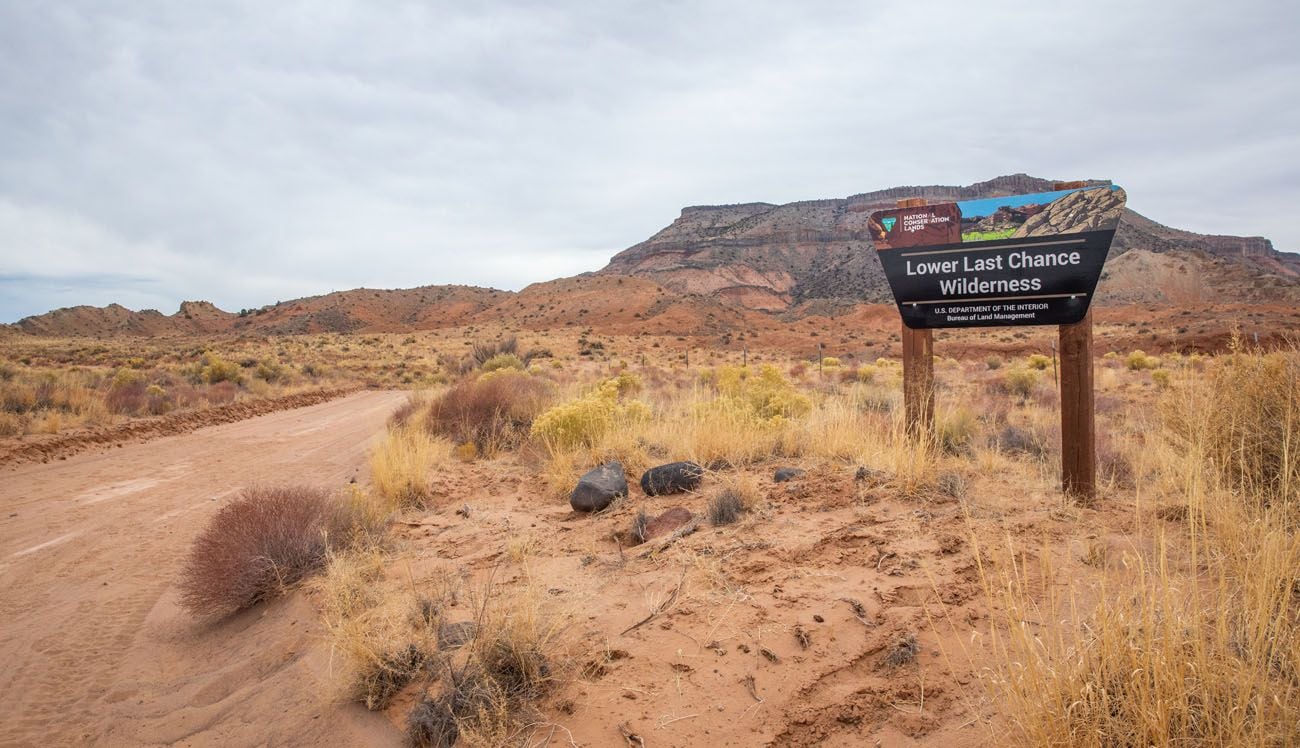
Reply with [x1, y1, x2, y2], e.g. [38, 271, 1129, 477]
[0, 386, 360, 468]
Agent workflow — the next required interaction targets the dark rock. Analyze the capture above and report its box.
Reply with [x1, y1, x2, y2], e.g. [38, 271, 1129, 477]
[571, 462, 628, 512]
[640, 461, 704, 496]
[773, 467, 805, 483]
[438, 621, 477, 649]
[643, 507, 693, 541]
[854, 466, 889, 487]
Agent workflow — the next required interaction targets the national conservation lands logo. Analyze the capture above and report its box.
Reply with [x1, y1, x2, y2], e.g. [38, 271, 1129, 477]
[869, 184, 1127, 329]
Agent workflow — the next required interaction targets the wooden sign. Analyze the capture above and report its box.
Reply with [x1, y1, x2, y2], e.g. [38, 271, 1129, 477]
[871, 185, 1126, 329]
[876, 182, 1124, 501]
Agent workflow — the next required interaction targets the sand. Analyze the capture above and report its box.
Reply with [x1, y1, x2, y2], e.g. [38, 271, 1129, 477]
[0, 391, 405, 746]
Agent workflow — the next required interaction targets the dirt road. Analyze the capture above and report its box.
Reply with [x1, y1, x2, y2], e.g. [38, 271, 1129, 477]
[0, 390, 407, 747]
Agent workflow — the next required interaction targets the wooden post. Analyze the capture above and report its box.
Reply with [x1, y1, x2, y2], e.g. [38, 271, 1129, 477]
[1053, 181, 1095, 501]
[903, 324, 934, 436]
[818, 342, 824, 377]
[743, 346, 747, 367]
[1059, 309, 1095, 500]
[896, 197, 935, 437]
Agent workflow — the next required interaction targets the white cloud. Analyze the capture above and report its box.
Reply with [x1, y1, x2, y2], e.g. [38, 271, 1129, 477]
[1, 0, 1297, 321]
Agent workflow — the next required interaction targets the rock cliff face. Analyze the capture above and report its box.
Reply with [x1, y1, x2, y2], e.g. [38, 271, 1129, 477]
[601, 174, 1300, 309]
[1013, 187, 1126, 238]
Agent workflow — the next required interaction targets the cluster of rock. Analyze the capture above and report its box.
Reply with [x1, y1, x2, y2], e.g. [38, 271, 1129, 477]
[569, 460, 704, 512]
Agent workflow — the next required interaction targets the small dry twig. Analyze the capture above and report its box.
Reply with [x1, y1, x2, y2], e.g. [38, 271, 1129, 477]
[637, 518, 701, 558]
[618, 722, 646, 747]
[743, 674, 761, 702]
[839, 597, 876, 627]
[621, 567, 688, 635]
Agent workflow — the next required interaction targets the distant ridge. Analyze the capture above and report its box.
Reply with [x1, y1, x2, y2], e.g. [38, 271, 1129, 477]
[601, 174, 1299, 311]
[7, 174, 1298, 337]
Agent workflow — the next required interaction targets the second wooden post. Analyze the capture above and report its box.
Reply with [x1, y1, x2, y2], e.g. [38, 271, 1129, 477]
[1059, 309, 1096, 500]
[896, 197, 935, 437]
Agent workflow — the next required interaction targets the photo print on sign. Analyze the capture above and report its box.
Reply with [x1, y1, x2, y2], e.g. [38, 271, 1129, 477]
[870, 184, 1127, 329]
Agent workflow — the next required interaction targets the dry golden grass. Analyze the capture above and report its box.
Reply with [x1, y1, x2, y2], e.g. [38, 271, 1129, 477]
[369, 418, 452, 509]
[978, 345, 1300, 746]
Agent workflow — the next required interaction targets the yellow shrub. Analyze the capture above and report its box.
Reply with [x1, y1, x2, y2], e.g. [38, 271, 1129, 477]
[821, 357, 841, 368]
[530, 376, 650, 450]
[1027, 354, 1051, 370]
[855, 365, 876, 383]
[1003, 368, 1038, 398]
[712, 365, 811, 420]
[480, 353, 523, 372]
[1127, 350, 1159, 371]
[1151, 369, 1171, 389]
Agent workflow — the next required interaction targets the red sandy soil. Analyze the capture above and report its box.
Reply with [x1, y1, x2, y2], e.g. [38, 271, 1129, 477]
[0, 385, 1166, 746]
[0, 391, 406, 746]
[380, 455, 1139, 746]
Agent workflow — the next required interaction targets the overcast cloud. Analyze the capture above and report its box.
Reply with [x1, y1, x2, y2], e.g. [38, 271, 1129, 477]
[1, 0, 1297, 322]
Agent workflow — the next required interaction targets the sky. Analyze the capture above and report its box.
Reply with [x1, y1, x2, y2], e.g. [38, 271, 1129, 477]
[1, 1, 1297, 322]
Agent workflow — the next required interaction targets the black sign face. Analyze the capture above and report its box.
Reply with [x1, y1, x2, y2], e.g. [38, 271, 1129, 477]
[870, 185, 1127, 328]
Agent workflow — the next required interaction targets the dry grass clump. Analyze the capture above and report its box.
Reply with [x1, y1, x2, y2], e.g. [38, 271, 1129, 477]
[707, 489, 745, 525]
[984, 346, 1300, 745]
[1162, 344, 1299, 517]
[985, 531, 1300, 746]
[630, 508, 650, 544]
[426, 370, 553, 454]
[328, 598, 437, 710]
[179, 486, 375, 617]
[370, 423, 451, 509]
[470, 336, 519, 368]
[406, 577, 563, 747]
[936, 406, 977, 455]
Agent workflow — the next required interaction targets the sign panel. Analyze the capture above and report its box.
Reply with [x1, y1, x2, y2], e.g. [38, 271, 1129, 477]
[870, 184, 1126, 328]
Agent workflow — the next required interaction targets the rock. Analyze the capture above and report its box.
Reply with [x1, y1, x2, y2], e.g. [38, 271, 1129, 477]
[438, 621, 477, 649]
[571, 462, 628, 512]
[854, 466, 889, 487]
[773, 467, 805, 483]
[640, 461, 704, 496]
[642, 507, 693, 541]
